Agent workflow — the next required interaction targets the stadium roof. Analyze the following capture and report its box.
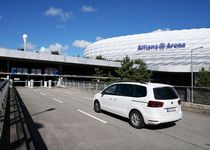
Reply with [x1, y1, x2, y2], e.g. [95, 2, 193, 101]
[84, 28, 210, 72]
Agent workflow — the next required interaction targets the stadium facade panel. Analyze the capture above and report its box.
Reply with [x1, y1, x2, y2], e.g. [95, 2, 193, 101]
[84, 28, 210, 72]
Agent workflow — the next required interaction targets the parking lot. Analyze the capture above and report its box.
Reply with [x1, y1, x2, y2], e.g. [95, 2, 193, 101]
[17, 87, 210, 150]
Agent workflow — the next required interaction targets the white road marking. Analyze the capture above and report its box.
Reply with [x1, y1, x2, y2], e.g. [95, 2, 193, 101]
[33, 89, 38, 92]
[77, 109, 107, 124]
[52, 98, 63, 103]
[40, 92, 46, 96]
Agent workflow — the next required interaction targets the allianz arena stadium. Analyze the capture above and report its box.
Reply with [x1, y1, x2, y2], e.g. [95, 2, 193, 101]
[84, 28, 210, 73]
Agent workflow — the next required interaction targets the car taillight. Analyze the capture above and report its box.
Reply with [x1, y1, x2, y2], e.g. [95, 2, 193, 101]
[178, 100, 181, 105]
[147, 101, 164, 107]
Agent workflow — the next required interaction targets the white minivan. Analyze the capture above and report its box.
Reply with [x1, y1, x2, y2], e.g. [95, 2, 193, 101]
[93, 82, 182, 128]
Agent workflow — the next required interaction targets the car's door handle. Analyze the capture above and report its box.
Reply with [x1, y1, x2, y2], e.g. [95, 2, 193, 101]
[113, 99, 117, 101]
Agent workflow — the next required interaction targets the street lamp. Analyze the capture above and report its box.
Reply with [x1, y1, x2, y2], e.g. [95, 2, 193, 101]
[191, 46, 203, 103]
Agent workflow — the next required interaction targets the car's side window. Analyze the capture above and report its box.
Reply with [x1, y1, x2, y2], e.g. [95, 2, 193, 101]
[115, 84, 133, 97]
[103, 85, 117, 95]
[133, 85, 147, 97]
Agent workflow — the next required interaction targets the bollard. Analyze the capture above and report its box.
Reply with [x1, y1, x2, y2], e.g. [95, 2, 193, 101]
[28, 81, 31, 87]
[40, 80, 43, 87]
[57, 78, 61, 86]
[25, 80, 27, 87]
[30, 80, 34, 88]
[96, 83, 98, 91]
[89, 83, 91, 89]
[48, 80, 52, 88]
[44, 81, 48, 87]
[10, 79, 13, 88]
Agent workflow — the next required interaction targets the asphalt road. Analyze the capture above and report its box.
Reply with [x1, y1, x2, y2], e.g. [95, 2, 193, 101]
[17, 87, 210, 150]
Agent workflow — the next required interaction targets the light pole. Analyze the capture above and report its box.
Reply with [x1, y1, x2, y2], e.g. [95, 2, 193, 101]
[191, 47, 203, 103]
[22, 34, 28, 51]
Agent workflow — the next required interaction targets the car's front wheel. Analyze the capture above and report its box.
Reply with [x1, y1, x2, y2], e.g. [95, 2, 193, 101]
[129, 110, 145, 129]
[94, 100, 101, 113]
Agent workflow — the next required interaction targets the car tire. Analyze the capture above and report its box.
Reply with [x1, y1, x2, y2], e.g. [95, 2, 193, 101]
[94, 100, 101, 113]
[129, 110, 145, 129]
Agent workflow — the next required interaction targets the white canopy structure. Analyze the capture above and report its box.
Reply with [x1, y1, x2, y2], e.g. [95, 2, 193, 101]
[84, 28, 210, 72]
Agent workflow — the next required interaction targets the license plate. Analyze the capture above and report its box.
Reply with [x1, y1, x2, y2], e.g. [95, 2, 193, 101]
[166, 107, 176, 112]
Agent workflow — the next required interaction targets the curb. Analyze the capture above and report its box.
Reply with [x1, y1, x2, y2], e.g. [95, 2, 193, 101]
[182, 102, 210, 115]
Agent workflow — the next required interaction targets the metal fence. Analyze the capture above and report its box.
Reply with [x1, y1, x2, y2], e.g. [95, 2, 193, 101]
[60, 81, 108, 91]
[10, 79, 210, 105]
[175, 86, 210, 105]
[0, 80, 9, 113]
[60, 81, 210, 105]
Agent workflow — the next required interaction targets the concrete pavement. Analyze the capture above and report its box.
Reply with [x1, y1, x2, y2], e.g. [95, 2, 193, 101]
[16, 87, 210, 150]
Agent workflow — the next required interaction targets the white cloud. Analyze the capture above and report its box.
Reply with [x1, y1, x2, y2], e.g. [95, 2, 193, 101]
[96, 36, 103, 41]
[39, 43, 69, 54]
[81, 5, 97, 13]
[152, 28, 171, 33]
[72, 40, 92, 48]
[45, 7, 72, 22]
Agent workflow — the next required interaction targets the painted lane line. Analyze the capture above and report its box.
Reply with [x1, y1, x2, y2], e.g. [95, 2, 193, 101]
[40, 92, 46, 96]
[52, 98, 63, 103]
[77, 109, 107, 124]
[33, 89, 38, 92]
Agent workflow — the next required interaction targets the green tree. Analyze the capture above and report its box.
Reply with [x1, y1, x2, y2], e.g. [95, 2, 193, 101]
[115, 55, 151, 82]
[51, 50, 59, 55]
[94, 68, 103, 77]
[115, 55, 134, 81]
[96, 55, 106, 60]
[196, 67, 210, 87]
[132, 59, 152, 82]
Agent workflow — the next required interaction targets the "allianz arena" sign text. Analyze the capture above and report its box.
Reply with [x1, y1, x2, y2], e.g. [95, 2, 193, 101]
[137, 42, 186, 51]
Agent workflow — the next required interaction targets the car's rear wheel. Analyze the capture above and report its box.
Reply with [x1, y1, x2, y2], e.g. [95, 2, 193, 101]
[94, 100, 101, 113]
[129, 110, 145, 129]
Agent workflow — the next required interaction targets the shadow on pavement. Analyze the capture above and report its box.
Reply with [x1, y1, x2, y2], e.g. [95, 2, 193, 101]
[101, 110, 129, 122]
[31, 108, 56, 117]
[146, 122, 176, 130]
[101, 110, 176, 130]
[0, 87, 48, 150]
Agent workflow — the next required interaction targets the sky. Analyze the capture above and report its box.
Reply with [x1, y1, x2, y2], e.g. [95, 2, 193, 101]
[0, 0, 210, 56]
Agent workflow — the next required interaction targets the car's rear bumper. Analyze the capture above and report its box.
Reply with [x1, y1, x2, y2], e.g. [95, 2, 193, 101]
[145, 112, 182, 125]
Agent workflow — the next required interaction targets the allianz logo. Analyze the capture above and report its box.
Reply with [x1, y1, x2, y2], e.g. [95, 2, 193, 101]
[137, 42, 186, 51]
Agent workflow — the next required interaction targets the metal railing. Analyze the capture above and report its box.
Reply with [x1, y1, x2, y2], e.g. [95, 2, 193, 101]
[9, 79, 210, 105]
[60, 81, 210, 105]
[0, 80, 9, 113]
[174, 86, 210, 105]
[60, 81, 108, 91]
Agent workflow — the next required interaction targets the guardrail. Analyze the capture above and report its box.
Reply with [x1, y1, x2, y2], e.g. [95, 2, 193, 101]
[59, 81, 107, 91]
[7, 79, 210, 105]
[0, 80, 9, 113]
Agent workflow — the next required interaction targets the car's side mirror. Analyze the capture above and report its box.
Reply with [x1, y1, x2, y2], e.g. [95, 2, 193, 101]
[101, 91, 105, 97]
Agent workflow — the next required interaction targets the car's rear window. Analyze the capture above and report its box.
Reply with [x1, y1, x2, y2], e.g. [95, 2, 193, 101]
[153, 87, 179, 100]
